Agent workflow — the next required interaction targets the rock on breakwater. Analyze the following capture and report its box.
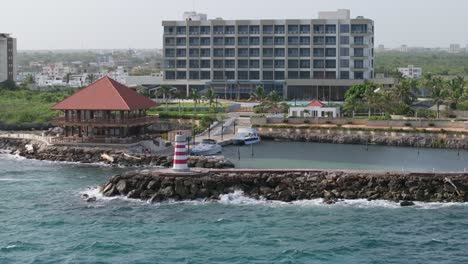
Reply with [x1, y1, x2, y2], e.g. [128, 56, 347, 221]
[100, 169, 468, 203]
[0, 138, 235, 169]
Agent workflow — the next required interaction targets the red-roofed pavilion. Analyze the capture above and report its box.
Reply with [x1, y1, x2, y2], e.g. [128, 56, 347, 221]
[51, 76, 159, 143]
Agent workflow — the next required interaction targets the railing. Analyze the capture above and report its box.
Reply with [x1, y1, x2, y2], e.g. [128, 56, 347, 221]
[0, 133, 53, 145]
[52, 116, 159, 126]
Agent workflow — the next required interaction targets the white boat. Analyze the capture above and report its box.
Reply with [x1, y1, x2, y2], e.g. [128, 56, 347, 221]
[232, 128, 261, 145]
[189, 139, 222, 156]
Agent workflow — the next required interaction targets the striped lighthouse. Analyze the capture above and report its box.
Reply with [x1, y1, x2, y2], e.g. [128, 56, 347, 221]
[173, 135, 189, 171]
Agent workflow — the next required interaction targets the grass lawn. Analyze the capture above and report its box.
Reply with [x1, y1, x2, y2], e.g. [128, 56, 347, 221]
[0, 89, 73, 124]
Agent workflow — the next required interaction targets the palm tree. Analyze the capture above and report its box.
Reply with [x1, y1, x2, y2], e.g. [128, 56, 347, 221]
[249, 85, 267, 103]
[24, 74, 35, 85]
[203, 88, 219, 112]
[156, 85, 174, 111]
[393, 78, 417, 105]
[423, 74, 448, 119]
[86, 73, 97, 84]
[190, 89, 201, 112]
[446, 76, 465, 110]
[265, 90, 283, 113]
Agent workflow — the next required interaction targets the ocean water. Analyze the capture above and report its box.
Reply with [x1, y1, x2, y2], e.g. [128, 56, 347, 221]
[2, 145, 468, 263]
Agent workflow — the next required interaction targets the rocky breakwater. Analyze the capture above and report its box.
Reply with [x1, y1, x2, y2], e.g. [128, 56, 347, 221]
[0, 138, 235, 169]
[100, 170, 468, 204]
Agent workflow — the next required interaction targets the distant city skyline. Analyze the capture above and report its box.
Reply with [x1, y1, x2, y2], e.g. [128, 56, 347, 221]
[3, 0, 468, 50]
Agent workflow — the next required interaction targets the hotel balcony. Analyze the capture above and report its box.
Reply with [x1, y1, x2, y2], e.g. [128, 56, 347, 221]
[52, 115, 159, 128]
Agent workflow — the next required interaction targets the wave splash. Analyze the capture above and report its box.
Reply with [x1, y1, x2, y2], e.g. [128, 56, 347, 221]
[79, 188, 468, 209]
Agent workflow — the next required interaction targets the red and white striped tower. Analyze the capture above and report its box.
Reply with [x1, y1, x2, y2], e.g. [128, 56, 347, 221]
[173, 135, 189, 171]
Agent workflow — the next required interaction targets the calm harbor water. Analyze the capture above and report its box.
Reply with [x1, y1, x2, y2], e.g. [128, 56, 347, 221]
[1, 142, 468, 263]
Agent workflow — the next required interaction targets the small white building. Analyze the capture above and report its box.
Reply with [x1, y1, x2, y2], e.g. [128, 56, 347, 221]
[398, 65, 422, 79]
[289, 100, 341, 118]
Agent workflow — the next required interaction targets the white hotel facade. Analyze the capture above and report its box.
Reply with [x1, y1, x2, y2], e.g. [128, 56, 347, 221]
[162, 9, 375, 100]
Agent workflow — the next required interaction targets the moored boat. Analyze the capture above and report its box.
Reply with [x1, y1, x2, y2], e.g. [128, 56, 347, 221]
[232, 128, 261, 145]
[189, 139, 222, 156]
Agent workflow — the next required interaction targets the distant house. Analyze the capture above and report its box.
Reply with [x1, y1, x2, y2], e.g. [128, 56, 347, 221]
[398, 65, 422, 79]
[51, 76, 159, 144]
[288, 100, 341, 118]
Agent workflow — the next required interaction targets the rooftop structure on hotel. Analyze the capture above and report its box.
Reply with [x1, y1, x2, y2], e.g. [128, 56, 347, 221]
[51, 76, 158, 144]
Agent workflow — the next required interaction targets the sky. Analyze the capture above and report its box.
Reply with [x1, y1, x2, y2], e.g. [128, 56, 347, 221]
[2, 0, 467, 50]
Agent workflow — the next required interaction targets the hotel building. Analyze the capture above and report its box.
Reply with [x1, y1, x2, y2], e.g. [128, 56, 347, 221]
[162, 10, 374, 100]
[0, 33, 17, 82]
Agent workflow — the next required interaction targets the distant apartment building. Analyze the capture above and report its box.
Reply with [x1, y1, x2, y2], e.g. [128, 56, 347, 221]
[449, 44, 461, 53]
[398, 65, 422, 79]
[399, 45, 408, 53]
[0, 33, 17, 82]
[162, 9, 375, 100]
[377, 44, 385, 52]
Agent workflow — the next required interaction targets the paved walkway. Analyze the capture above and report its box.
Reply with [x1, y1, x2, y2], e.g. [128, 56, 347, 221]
[194, 116, 252, 144]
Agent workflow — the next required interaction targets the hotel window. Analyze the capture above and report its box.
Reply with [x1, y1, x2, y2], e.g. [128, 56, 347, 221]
[238, 59, 249, 68]
[340, 36, 349, 45]
[238, 71, 249, 80]
[225, 60, 235, 68]
[275, 48, 285, 57]
[299, 48, 310, 57]
[325, 60, 336, 68]
[288, 48, 299, 57]
[325, 71, 336, 79]
[176, 60, 186, 68]
[213, 26, 224, 35]
[189, 71, 199, 79]
[200, 48, 210, 57]
[274, 60, 285, 68]
[249, 48, 260, 57]
[249, 71, 260, 79]
[249, 25, 260, 34]
[200, 60, 210, 68]
[340, 24, 350, 33]
[300, 25, 310, 34]
[225, 26, 235, 34]
[213, 60, 224, 68]
[288, 36, 299, 45]
[288, 60, 299, 69]
[176, 71, 186, 79]
[300, 71, 310, 79]
[313, 25, 325, 34]
[263, 48, 274, 57]
[249, 60, 260, 68]
[313, 60, 324, 68]
[288, 25, 299, 34]
[165, 60, 176, 68]
[238, 48, 249, 57]
[200, 26, 210, 35]
[299, 36, 310, 45]
[189, 60, 199, 68]
[340, 59, 349, 68]
[189, 37, 200, 46]
[354, 48, 364, 57]
[238, 25, 249, 34]
[213, 48, 223, 57]
[351, 24, 368, 34]
[238, 37, 249, 45]
[200, 71, 210, 80]
[288, 71, 299, 79]
[176, 37, 186, 46]
[225, 48, 235, 57]
[313, 71, 324, 79]
[274, 71, 285, 79]
[213, 71, 224, 80]
[354, 36, 364, 45]
[354, 60, 364, 68]
[165, 49, 175, 57]
[300, 60, 310, 68]
[262, 25, 274, 34]
[224, 37, 235, 45]
[325, 24, 336, 34]
[165, 71, 175, 79]
[340, 47, 349, 56]
[249, 37, 260, 45]
[213, 37, 223, 46]
[176, 49, 186, 57]
[313, 48, 324, 57]
[325, 36, 336, 45]
[164, 26, 175, 35]
[263, 36, 274, 45]
[263, 59, 273, 68]
[274, 36, 285, 45]
[189, 48, 199, 57]
[274, 25, 285, 34]
[340, 71, 350, 79]
[176, 26, 186, 35]
[225, 71, 235, 79]
[165, 38, 175, 46]
[354, 72, 364, 79]
[313, 36, 324, 45]
[263, 71, 274, 80]
[189, 26, 200, 35]
[200, 37, 210, 46]
[325, 48, 336, 57]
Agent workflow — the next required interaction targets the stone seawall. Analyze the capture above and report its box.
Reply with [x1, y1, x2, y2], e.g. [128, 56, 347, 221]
[100, 169, 468, 204]
[255, 127, 467, 149]
[0, 138, 235, 169]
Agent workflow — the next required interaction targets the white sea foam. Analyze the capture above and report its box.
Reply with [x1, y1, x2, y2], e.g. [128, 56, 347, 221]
[78, 188, 468, 209]
[0, 178, 38, 182]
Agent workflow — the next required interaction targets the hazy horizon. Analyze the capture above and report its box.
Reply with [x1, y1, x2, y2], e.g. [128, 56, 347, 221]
[3, 0, 468, 50]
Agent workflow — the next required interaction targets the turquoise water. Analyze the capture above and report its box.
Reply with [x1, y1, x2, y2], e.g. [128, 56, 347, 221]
[2, 142, 468, 263]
